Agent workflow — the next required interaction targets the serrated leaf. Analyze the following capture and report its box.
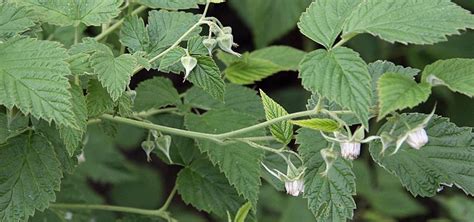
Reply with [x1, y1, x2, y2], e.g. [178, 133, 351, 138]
[260, 90, 293, 145]
[69, 37, 110, 55]
[306, 94, 362, 126]
[0, 37, 77, 128]
[291, 118, 340, 133]
[137, 0, 200, 9]
[184, 84, 265, 120]
[296, 128, 356, 221]
[298, 0, 361, 49]
[0, 3, 35, 39]
[86, 79, 114, 117]
[377, 73, 431, 120]
[224, 46, 305, 84]
[59, 84, 88, 156]
[90, 52, 137, 101]
[159, 47, 186, 72]
[422, 58, 474, 97]
[134, 76, 181, 112]
[229, 0, 312, 47]
[187, 36, 209, 55]
[67, 53, 93, 76]
[187, 56, 225, 101]
[343, 0, 474, 45]
[177, 158, 244, 217]
[369, 113, 474, 197]
[299, 47, 371, 128]
[0, 112, 29, 144]
[16, 0, 123, 26]
[120, 15, 149, 53]
[185, 109, 264, 207]
[0, 133, 62, 222]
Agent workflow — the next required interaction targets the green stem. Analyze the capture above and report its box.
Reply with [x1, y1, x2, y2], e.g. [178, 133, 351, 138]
[74, 26, 80, 45]
[159, 184, 178, 211]
[94, 6, 147, 41]
[50, 203, 170, 219]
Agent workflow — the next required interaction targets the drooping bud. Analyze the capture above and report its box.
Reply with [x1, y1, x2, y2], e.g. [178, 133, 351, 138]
[285, 179, 304, 197]
[262, 160, 306, 197]
[203, 38, 217, 56]
[222, 26, 232, 35]
[141, 141, 155, 162]
[406, 127, 428, 149]
[320, 148, 337, 176]
[340, 142, 361, 160]
[126, 90, 137, 103]
[180, 55, 197, 81]
[217, 34, 241, 57]
[155, 135, 173, 163]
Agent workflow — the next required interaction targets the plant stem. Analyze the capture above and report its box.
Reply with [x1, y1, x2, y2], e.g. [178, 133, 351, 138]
[159, 184, 178, 211]
[94, 6, 147, 41]
[50, 203, 170, 219]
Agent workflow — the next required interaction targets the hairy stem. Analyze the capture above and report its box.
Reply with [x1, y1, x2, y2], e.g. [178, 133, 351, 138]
[94, 6, 147, 41]
[50, 203, 171, 219]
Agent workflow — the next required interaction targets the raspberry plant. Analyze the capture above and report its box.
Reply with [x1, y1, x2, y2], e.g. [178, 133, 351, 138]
[0, 0, 473, 221]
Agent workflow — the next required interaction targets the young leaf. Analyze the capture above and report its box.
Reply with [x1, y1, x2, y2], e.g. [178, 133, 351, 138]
[0, 3, 35, 38]
[260, 90, 293, 145]
[187, 56, 226, 101]
[234, 202, 252, 222]
[223, 46, 305, 84]
[120, 15, 149, 53]
[185, 109, 264, 208]
[90, 51, 137, 101]
[298, 0, 361, 49]
[0, 134, 62, 222]
[296, 128, 356, 221]
[369, 113, 474, 197]
[377, 73, 431, 120]
[17, 0, 123, 26]
[134, 76, 181, 112]
[299, 47, 372, 128]
[0, 37, 77, 128]
[137, 0, 200, 10]
[422, 58, 474, 97]
[343, 0, 474, 45]
[291, 118, 340, 133]
[177, 158, 244, 218]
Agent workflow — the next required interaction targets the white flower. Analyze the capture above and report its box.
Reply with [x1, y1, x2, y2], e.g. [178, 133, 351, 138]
[340, 142, 361, 160]
[285, 179, 304, 196]
[77, 152, 86, 164]
[406, 127, 428, 149]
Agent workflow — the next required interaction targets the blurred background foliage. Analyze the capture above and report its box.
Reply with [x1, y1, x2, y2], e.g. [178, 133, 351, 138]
[32, 0, 474, 221]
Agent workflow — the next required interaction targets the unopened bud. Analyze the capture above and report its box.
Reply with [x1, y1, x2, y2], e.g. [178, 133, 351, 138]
[203, 38, 217, 56]
[141, 141, 155, 162]
[126, 90, 137, 103]
[217, 34, 241, 57]
[222, 26, 232, 35]
[340, 142, 361, 160]
[77, 152, 86, 164]
[180, 55, 197, 81]
[406, 128, 428, 149]
[285, 179, 304, 197]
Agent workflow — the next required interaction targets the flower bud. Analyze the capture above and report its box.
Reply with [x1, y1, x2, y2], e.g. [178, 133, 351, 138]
[406, 127, 428, 149]
[203, 38, 217, 56]
[126, 90, 137, 103]
[141, 141, 155, 162]
[340, 142, 361, 160]
[77, 152, 86, 164]
[222, 26, 232, 35]
[180, 55, 197, 81]
[285, 179, 304, 197]
[217, 34, 241, 57]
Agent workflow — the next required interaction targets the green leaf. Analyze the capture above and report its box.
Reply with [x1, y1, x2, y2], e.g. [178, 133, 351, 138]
[299, 47, 371, 128]
[260, 90, 293, 145]
[377, 73, 431, 120]
[343, 0, 474, 45]
[224, 46, 305, 84]
[298, 0, 362, 49]
[187, 36, 209, 55]
[137, 0, 200, 9]
[422, 58, 474, 97]
[234, 202, 252, 222]
[16, 0, 123, 26]
[187, 56, 225, 101]
[0, 37, 77, 128]
[177, 158, 244, 217]
[90, 51, 137, 101]
[0, 3, 35, 39]
[296, 128, 356, 221]
[184, 84, 265, 120]
[69, 37, 110, 55]
[120, 15, 149, 53]
[86, 79, 114, 117]
[229, 0, 312, 47]
[369, 113, 474, 197]
[59, 84, 88, 156]
[0, 133, 62, 221]
[0, 112, 29, 144]
[159, 47, 186, 72]
[67, 53, 93, 76]
[134, 76, 181, 112]
[306, 94, 362, 126]
[185, 109, 264, 207]
[291, 118, 340, 133]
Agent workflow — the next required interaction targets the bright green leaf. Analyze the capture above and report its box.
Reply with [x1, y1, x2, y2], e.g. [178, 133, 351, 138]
[0, 37, 76, 128]
[260, 90, 293, 145]
[234, 202, 252, 222]
[187, 56, 225, 101]
[0, 134, 62, 221]
[422, 58, 474, 97]
[299, 47, 372, 128]
[377, 73, 431, 120]
[291, 118, 340, 132]
[369, 113, 474, 197]
[134, 76, 181, 112]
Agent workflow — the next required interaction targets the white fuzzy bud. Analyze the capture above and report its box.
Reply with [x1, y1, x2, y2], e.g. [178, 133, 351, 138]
[77, 152, 86, 164]
[285, 179, 304, 197]
[180, 55, 197, 81]
[406, 128, 428, 149]
[340, 142, 361, 160]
